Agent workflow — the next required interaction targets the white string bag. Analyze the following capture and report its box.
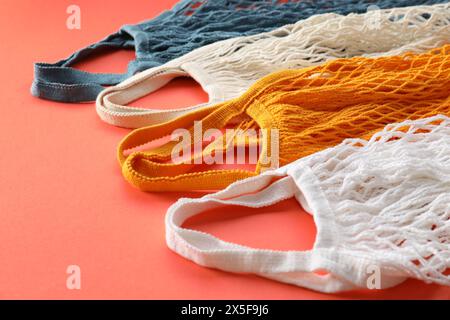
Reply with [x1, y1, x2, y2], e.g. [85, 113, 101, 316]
[96, 4, 450, 128]
[166, 115, 450, 293]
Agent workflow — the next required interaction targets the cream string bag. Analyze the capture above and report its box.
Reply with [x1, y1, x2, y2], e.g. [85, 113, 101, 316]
[166, 115, 450, 293]
[97, 4, 450, 128]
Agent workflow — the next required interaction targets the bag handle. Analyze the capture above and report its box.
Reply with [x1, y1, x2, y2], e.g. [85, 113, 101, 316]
[117, 70, 292, 192]
[96, 65, 216, 128]
[31, 0, 195, 103]
[31, 32, 140, 103]
[118, 98, 265, 191]
[165, 171, 358, 293]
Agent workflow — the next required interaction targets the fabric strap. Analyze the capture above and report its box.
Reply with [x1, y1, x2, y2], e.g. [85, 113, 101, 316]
[96, 66, 216, 128]
[31, 32, 149, 102]
[118, 100, 264, 192]
[166, 164, 409, 292]
[165, 170, 359, 293]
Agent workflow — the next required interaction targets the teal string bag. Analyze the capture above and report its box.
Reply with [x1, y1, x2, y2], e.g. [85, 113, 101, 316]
[31, 0, 449, 103]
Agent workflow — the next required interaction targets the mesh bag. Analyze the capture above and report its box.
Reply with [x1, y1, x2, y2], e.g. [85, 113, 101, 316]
[32, 0, 448, 102]
[118, 45, 450, 192]
[166, 115, 450, 293]
[97, 3, 450, 128]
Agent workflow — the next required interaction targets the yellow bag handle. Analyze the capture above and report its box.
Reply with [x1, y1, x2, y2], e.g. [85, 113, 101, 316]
[117, 99, 265, 192]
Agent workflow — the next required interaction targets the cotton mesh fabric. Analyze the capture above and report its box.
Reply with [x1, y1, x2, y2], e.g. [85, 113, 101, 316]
[118, 45, 450, 192]
[165, 115, 450, 293]
[32, 0, 448, 102]
[97, 3, 450, 128]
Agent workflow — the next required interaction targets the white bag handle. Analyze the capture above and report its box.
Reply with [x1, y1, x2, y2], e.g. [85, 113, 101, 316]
[166, 165, 409, 292]
[96, 66, 214, 128]
[165, 169, 360, 293]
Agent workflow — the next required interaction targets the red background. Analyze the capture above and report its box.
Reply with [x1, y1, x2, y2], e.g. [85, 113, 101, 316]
[0, 0, 448, 299]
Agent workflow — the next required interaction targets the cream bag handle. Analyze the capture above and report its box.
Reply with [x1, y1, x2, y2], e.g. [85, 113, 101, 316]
[166, 165, 408, 292]
[96, 65, 215, 128]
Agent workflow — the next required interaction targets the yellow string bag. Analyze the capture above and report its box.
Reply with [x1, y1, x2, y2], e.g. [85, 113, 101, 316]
[118, 45, 450, 192]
